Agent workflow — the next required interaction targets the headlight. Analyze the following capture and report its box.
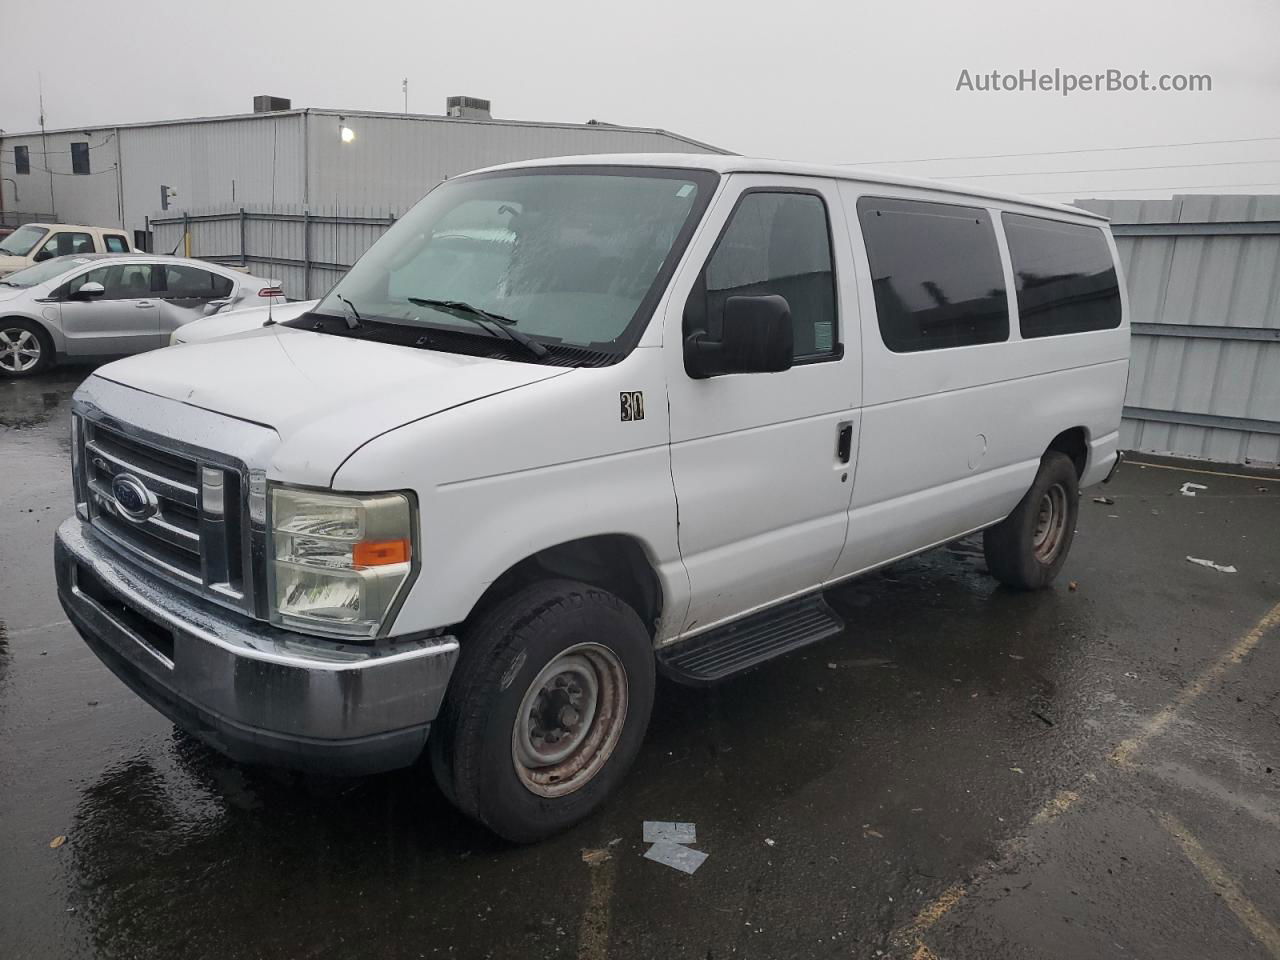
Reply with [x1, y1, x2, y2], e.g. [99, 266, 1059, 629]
[268, 486, 416, 639]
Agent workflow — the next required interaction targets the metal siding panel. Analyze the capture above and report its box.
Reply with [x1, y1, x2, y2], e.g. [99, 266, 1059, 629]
[307, 114, 719, 213]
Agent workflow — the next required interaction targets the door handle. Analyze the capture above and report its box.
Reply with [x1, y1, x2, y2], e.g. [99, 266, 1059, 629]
[135, 301, 156, 309]
[836, 422, 853, 464]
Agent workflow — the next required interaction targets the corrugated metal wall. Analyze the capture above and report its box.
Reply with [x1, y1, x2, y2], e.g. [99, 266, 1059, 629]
[0, 129, 124, 228]
[306, 111, 723, 211]
[120, 115, 306, 229]
[1077, 194, 1280, 466]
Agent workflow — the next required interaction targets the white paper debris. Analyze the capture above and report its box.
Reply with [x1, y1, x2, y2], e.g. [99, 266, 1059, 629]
[1186, 556, 1237, 573]
[643, 821, 696, 844]
[764, 838, 776, 847]
[644, 840, 708, 874]
[1179, 482, 1207, 497]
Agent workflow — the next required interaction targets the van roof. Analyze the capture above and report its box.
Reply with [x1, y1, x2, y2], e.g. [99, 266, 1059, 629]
[462, 153, 1109, 222]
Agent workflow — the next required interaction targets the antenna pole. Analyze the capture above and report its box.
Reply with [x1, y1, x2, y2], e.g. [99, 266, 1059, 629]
[402, 78, 408, 113]
[39, 74, 55, 218]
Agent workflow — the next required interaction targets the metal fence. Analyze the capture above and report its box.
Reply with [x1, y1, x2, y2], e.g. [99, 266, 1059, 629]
[149, 204, 397, 300]
[1076, 195, 1280, 466]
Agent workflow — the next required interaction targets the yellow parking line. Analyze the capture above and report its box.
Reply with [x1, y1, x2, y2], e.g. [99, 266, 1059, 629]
[1158, 812, 1280, 957]
[1029, 789, 1082, 826]
[1112, 600, 1280, 767]
[577, 854, 616, 960]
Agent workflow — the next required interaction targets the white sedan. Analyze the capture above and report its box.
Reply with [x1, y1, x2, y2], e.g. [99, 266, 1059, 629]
[0, 254, 286, 378]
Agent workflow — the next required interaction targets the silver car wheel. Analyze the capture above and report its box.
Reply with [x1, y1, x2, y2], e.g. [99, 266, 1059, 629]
[0, 327, 42, 373]
[511, 642, 630, 798]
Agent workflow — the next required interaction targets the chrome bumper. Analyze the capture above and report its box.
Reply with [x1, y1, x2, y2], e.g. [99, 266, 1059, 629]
[55, 518, 458, 776]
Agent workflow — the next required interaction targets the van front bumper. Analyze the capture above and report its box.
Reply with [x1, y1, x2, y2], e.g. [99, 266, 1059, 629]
[54, 518, 458, 776]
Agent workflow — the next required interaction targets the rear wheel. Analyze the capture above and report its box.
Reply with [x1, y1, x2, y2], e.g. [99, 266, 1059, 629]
[0, 320, 53, 378]
[429, 579, 655, 843]
[983, 451, 1079, 589]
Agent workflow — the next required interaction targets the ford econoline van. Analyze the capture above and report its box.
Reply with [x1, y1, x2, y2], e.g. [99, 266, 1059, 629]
[55, 155, 1128, 841]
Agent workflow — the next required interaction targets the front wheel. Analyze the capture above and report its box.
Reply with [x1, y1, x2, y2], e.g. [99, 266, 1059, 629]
[983, 451, 1079, 589]
[429, 579, 655, 843]
[0, 319, 53, 378]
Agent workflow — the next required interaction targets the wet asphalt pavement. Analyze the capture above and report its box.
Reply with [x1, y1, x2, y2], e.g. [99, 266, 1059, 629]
[2, 366, 1279, 960]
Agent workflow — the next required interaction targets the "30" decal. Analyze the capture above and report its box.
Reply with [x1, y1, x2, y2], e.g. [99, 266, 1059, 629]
[620, 391, 644, 422]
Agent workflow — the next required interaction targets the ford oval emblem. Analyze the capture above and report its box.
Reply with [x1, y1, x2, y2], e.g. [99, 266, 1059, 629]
[110, 473, 158, 523]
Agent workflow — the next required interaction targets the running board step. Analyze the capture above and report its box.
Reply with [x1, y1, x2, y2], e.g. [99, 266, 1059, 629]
[658, 594, 846, 685]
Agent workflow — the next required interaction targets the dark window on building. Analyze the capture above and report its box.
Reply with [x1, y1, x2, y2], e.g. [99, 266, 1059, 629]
[161, 264, 233, 299]
[857, 196, 1008, 353]
[1004, 214, 1122, 338]
[70, 142, 90, 175]
[103, 235, 130, 253]
[688, 191, 838, 361]
[14, 145, 30, 175]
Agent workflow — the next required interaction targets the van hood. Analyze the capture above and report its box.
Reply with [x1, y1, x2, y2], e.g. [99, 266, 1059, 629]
[93, 327, 572, 486]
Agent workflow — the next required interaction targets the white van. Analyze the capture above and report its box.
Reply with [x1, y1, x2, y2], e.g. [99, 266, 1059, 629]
[55, 155, 1128, 841]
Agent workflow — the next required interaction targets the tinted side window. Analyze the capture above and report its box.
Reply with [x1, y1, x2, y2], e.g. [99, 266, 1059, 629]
[104, 235, 130, 253]
[162, 265, 230, 299]
[1004, 214, 1121, 338]
[14, 145, 30, 175]
[71, 142, 91, 175]
[690, 191, 837, 360]
[67, 264, 154, 300]
[857, 197, 1008, 353]
[41, 232, 95, 257]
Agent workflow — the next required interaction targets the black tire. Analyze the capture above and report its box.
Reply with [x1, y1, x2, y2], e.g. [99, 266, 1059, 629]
[429, 579, 655, 843]
[0, 318, 54, 378]
[983, 451, 1079, 590]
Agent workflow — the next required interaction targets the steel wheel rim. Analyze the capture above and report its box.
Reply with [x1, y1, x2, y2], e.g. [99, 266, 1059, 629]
[1032, 482, 1069, 563]
[512, 642, 629, 798]
[0, 328, 41, 373]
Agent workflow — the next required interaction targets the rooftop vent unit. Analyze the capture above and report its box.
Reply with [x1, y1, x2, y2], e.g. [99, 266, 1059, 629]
[446, 96, 492, 120]
[253, 95, 291, 113]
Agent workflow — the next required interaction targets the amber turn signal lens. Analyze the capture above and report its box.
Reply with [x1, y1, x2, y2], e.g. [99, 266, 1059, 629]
[352, 538, 410, 567]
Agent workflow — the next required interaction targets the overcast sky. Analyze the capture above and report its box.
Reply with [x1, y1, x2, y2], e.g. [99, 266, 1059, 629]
[3, 0, 1278, 198]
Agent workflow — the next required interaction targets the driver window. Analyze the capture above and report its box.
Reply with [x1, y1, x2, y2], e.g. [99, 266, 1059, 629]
[40, 232, 94, 259]
[687, 191, 838, 361]
[67, 264, 153, 300]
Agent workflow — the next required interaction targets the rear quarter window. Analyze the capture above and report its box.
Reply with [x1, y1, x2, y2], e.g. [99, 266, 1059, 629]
[857, 196, 1008, 353]
[1003, 214, 1121, 338]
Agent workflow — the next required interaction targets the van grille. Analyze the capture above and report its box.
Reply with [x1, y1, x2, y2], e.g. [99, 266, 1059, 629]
[76, 418, 249, 611]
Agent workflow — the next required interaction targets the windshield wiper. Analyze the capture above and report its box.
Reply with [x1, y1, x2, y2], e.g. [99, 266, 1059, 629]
[408, 297, 548, 359]
[337, 294, 363, 330]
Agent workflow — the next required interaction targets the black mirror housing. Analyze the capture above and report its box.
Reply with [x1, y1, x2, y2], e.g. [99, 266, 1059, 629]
[685, 294, 794, 378]
[32, 250, 52, 263]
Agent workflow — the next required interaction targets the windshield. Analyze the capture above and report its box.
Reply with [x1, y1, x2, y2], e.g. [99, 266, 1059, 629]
[0, 256, 92, 288]
[0, 225, 48, 257]
[299, 166, 718, 358]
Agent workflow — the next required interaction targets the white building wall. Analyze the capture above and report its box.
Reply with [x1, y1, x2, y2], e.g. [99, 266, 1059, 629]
[0, 129, 124, 227]
[305, 111, 723, 211]
[118, 114, 305, 235]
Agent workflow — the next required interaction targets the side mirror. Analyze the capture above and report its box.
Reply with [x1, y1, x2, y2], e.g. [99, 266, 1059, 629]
[684, 294, 794, 378]
[33, 250, 52, 263]
[75, 281, 106, 300]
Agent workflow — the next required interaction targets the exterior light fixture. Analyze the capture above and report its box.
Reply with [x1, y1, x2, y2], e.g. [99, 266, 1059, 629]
[338, 117, 356, 144]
